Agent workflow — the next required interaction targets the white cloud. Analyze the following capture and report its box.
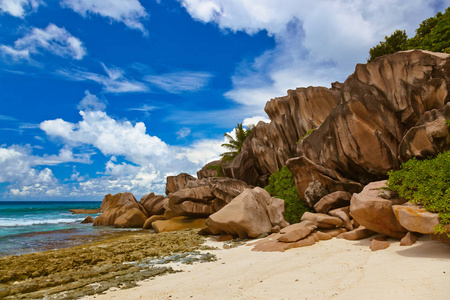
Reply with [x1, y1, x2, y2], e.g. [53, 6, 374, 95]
[57, 64, 148, 93]
[180, 0, 445, 108]
[242, 116, 269, 127]
[176, 127, 191, 139]
[0, 0, 43, 18]
[144, 71, 213, 94]
[0, 24, 86, 61]
[77, 90, 108, 111]
[60, 0, 148, 35]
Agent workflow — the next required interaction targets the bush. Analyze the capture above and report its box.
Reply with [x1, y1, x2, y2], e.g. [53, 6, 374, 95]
[264, 166, 310, 224]
[387, 151, 450, 234]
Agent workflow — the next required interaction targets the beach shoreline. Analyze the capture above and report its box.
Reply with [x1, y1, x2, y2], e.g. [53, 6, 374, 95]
[84, 235, 450, 300]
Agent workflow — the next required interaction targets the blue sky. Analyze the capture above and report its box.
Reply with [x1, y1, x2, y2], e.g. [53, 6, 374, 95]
[0, 0, 448, 201]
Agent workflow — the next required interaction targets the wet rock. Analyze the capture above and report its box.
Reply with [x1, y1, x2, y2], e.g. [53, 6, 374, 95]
[81, 216, 94, 224]
[350, 181, 407, 238]
[143, 215, 166, 229]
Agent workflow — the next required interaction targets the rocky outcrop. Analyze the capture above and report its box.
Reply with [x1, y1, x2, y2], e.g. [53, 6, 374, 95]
[114, 208, 148, 228]
[69, 208, 101, 214]
[93, 192, 148, 226]
[167, 177, 251, 218]
[350, 181, 407, 238]
[392, 203, 440, 234]
[197, 160, 222, 179]
[313, 191, 352, 213]
[222, 85, 340, 186]
[165, 173, 196, 195]
[152, 217, 207, 233]
[206, 187, 288, 238]
[140, 193, 167, 216]
[81, 216, 94, 224]
[218, 51, 449, 209]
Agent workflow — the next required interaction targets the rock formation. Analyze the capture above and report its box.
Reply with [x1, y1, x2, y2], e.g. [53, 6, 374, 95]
[93, 192, 148, 226]
[165, 173, 196, 195]
[140, 193, 167, 216]
[211, 50, 449, 208]
[197, 160, 222, 179]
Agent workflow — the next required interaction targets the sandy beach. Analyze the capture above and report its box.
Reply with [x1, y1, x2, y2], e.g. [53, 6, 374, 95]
[85, 235, 449, 300]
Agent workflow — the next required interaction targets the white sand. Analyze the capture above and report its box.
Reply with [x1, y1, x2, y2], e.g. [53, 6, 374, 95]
[84, 235, 449, 300]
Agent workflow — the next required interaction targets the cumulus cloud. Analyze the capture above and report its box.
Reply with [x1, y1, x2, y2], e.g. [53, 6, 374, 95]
[0, 0, 43, 18]
[144, 71, 213, 94]
[77, 90, 108, 111]
[180, 0, 445, 108]
[0, 24, 86, 61]
[57, 64, 148, 93]
[60, 0, 148, 35]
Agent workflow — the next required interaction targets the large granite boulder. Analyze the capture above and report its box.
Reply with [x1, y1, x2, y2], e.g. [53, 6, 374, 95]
[152, 217, 207, 233]
[114, 208, 148, 228]
[140, 193, 167, 216]
[197, 160, 222, 179]
[314, 191, 352, 213]
[350, 181, 407, 238]
[392, 203, 440, 234]
[93, 192, 148, 226]
[167, 177, 251, 218]
[222, 85, 340, 187]
[206, 187, 288, 238]
[165, 173, 196, 195]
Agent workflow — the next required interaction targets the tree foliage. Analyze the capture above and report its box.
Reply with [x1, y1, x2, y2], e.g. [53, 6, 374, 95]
[368, 7, 450, 62]
[220, 123, 254, 163]
[264, 166, 310, 224]
[387, 151, 450, 234]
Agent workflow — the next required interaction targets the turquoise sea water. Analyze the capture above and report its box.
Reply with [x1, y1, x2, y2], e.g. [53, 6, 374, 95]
[0, 201, 130, 257]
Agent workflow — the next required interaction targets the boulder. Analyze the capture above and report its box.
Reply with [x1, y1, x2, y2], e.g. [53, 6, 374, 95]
[197, 160, 222, 179]
[400, 232, 420, 246]
[267, 197, 290, 228]
[168, 186, 216, 217]
[314, 191, 352, 213]
[370, 236, 390, 251]
[114, 208, 148, 228]
[317, 228, 347, 237]
[143, 214, 166, 229]
[165, 173, 196, 195]
[93, 192, 148, 226]
[206, 187, 278, 238]
[69, 208, 101, 214]
[208, 177, 252, 204]
[151, 217, 207, 233]
[81, 216, 94, 224]
[392, 204, 440, 234]
[300, 212, 343, 228]
[277, 221, 317, 242]
[350, 181, 407, 238]
[328, 207, 353, 231]
[140, 194, 167, 216]
[337, 226, 376, 240]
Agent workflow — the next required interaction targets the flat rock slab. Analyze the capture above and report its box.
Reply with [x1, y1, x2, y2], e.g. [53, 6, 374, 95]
[277, 221, 317, 243]
[337, 226, 375, 241]
[392, 204, 439, 234]
[314, 191, 352, 213]
[152, 217, 207, 233]
[301, 212, 343, 228]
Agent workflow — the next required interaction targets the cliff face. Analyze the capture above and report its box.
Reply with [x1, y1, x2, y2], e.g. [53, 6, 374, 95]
[222, 50, 450, 205]
[222, 85, 340, 186]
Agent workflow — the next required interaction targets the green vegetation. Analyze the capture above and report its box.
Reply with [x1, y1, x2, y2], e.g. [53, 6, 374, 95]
[387, 151, 450, 235]
[297, 128, 315, 144]
[265, 166, 310, 224]
[206, 163, 225, 177]
[220, 123, 254, 162]
[368, 7, 450, 62]
[446, 119, 450, 127]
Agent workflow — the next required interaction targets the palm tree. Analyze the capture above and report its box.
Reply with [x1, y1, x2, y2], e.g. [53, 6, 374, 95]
[220, 123, 254, 162]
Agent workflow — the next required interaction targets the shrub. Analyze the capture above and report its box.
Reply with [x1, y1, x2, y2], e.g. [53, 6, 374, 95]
[265, 166, 310, 224]
[387, 151, 450, 234]
[297, 128, 315, 144]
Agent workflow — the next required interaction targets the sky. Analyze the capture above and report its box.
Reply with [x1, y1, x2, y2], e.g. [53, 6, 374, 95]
[0, 0, 448, 201]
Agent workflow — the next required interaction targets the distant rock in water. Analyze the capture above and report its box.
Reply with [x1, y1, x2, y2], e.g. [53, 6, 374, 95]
[81, 216, 94, 223]
[69, 208, 101, 214]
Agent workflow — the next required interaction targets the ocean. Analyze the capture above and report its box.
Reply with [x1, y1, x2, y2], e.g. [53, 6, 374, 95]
[0, 201, 138, 257]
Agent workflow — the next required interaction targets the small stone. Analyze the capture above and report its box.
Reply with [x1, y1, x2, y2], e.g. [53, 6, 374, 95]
[370, 236, 389, 251]
[400, 232, 420, 246]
